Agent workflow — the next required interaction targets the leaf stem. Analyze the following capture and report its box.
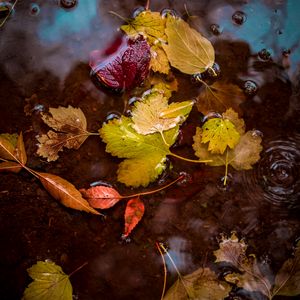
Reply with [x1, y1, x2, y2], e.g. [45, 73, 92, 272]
[145, 0, 150, 10]
[169, 152, 212, 163]
[108, 11, 129, 23]
[156, 242, 167, 300]
[68, 261, 89, 278]
[224, 149, 229, 186]
[0, 0, 18, 28]
[0, 158, 9, 162]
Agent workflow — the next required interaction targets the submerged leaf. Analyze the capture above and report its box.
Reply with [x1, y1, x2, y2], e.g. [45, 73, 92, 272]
[123, 197, 145, 237]
[163, 267, 231, 300]
[37, 106, 89, 162]
[163, 16, 215, 75]
[37, 172, 100, 215]
[80, 186, 121, 209]
[0, 161, 22, 173]
[100, 116, 178, 187]
[23, 260, 72, 300]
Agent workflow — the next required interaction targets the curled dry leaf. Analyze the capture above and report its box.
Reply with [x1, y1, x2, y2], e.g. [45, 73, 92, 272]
[37, 106, 89, 162]
[123, 197, 145, 237]
[163, 16, 215, 75]
[80, 186, 121, 209]
[37, 172, 100, 215]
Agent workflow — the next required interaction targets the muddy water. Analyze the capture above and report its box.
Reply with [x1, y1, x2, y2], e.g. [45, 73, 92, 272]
[0, 0, 299, 299]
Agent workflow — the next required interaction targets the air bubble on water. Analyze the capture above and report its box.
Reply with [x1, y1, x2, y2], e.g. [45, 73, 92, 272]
[59, 0, 77, 9]
[191, 73, 203, 85]
[131, 6, 146, 18]
[243, 80, 258, 96]
[232, 11, 247, 25]
[258, 48, 271, 61]
[105, 112, 121, 122]
[202, 112, 222, 123]
[206, 62, 221, 79]
[160, 8, 179, 19]
[251, 130, 263, 138]
[217, 173, 233, 192]
[282, 49, 291, 57]
[210, 24, 222, 35]
[29, 3, 40, 16]
[128, 96, 141, 106]
[0, 2, 14, 19]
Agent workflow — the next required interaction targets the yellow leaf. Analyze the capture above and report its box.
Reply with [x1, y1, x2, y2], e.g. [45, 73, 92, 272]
[150, 44, 170, 74]
[163, 16, 215, 75]
[0, 134, 18, 161]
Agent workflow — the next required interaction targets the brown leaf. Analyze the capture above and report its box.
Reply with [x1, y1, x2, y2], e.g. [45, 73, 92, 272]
[37, 172, 100, 215]
[0, 135, 17, 161]
[123, 197, 145, 237]
[0, 161, 22, 173]
[15, 132, 27, 165]
[196, 81, 246, 115]
[80, 186, 121, 209]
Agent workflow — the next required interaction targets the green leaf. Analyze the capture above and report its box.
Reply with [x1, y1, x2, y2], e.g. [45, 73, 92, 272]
[162, 16, 215, 75]
[0, 133, 18, 147]
[163, 267, 231, 300]
[23, 260, 72, 300]
[273, 241, 300, 297]
[100, 116, 178, 187]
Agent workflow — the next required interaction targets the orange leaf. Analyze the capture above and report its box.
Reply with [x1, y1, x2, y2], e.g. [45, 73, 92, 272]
[123, 197, 145, 237]
[0, 161, 22, 173]
[80, 186, 121, 209]
[15, 132, 27, 165]
[37, 172, 101, 215]
[0, 135, 16, 161]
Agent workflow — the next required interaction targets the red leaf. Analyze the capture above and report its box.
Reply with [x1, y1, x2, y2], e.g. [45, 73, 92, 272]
[80, 186, 122, 209]
[123, 197, 145, 237]
[90, 36, 151, 92]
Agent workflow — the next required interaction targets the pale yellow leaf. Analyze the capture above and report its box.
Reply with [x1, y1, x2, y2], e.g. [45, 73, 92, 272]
[150, 44, 170, 74]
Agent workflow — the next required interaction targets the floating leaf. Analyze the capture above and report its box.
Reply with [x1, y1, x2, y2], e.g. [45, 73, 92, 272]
[123, 197, 145, 237]
[160, 101, 194, 119]
[163, 267, 231, 300]
[150, 74, 178, 96]
[0, 133, 18, 161]
[37, 172, 100, 215]
[37, 106, 89, 162]
[0, 161, 22, 173]
[100, 116, 178, 187]
[163, 16, 215, 75]
[23, 260, 72, 300]
[214, 233, 272, 298]
[273, 241, 300, 297]
[196, 81, 246, 115]
[90, 36, 151, 92]
[80, 186, 122, 209]
[150, 44, 170, 74]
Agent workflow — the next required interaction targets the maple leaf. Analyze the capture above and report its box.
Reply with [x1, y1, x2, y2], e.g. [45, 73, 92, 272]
[163, 267, 231, 300]
[99, 116, 178, 187]
[196, 81, 246, 115]
[162, 16, 215, 75]
[23, 260, 72, 300]
[214, 233, 272, 298]
[123, 197, 145, 237]
[37, 106, 89, 162]
[90, 36, 151, 92]
[80, 185, 122, 209]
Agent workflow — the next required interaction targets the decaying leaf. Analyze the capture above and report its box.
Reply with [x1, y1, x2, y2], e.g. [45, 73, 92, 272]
[123, 197, 145, 237]
[100, 116, 178, 187]
[80, 186, 122, 209]
[15, 132, 27, 165]
[37, 172, 100, 215]
[37, 106, 89, 162]
[0, 161, 22, 173]
[273, 241, 300, 297]
[196, 81, 246, 115]
[214, 233, 272, 298]
[23, 260, 72, 300]
[150, 74, 178, 96]
[163, 267, 231, 300]
[163, 16, 215, 75]
[150, 44, 170, 74]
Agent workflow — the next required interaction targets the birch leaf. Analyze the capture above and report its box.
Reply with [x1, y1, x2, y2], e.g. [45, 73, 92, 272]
[150, 44, 170, 74]
[23, 260, 72, 300]
[37, 106, 89, 162]
[163, 267, 231, 300]
[163, 16, 215, 75]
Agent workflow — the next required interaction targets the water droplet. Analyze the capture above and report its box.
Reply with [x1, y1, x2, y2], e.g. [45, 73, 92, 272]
[131, 6, 146, 18]
[217, 173, 233, 192]
[243, 80, 258, 96]
[90, 180, 113, 188]
[251, 130, 263, 137]
[128, 96, 141, 106]
[160, 8, 179, 18]
[105, 112, 121, 122]
[282, 49, 291, 57]
[210, 24, 222, 35]
[29, 3, 40, 16]
[258, 48, 271, 61]
[191, 73, 203, 85]
[0, 2, 13, 19]
[205, 62, 221, 79]
[59, 0, 77, 9]
[232, 11, 247, 25]
[177, 172, 193, 187]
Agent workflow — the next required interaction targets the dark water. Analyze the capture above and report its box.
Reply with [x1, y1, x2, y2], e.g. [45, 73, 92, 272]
[0, 0, 300, 299]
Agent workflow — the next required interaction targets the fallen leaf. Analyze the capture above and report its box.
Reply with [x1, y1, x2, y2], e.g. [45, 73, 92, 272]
[90, 36, 151, 92]
[0, 161, 22, 173]
[273, 241, 300, 297]
[37, 106, 89, 162]
[15, 132, 27, 165]
[150, 73, 178, 95]
[23, 260, 72, 300]
[163, 16, 215, 75]
[0, 133, 18, 161]
[80, 186, 122, 209]
[160, 101, 194, 118]
[163, 267, 231, 300]
[100, 116, 178, 187]
[214, 233, 272, 298]
[150, 44, 170, 74]
[196, 81, 246, 115]
[123, 197, 145, 237]
[37, 172, 100, 215]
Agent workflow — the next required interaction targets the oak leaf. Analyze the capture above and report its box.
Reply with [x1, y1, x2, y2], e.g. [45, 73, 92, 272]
[123, 197, 145, 237]
[37, 106, 89, 162]
[163, 267, 231, 300]
[23, 260, 72, 300]
[100, 116, 178, 187]
[162, 16, 215, 75]
[80, 186, 122, 209]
